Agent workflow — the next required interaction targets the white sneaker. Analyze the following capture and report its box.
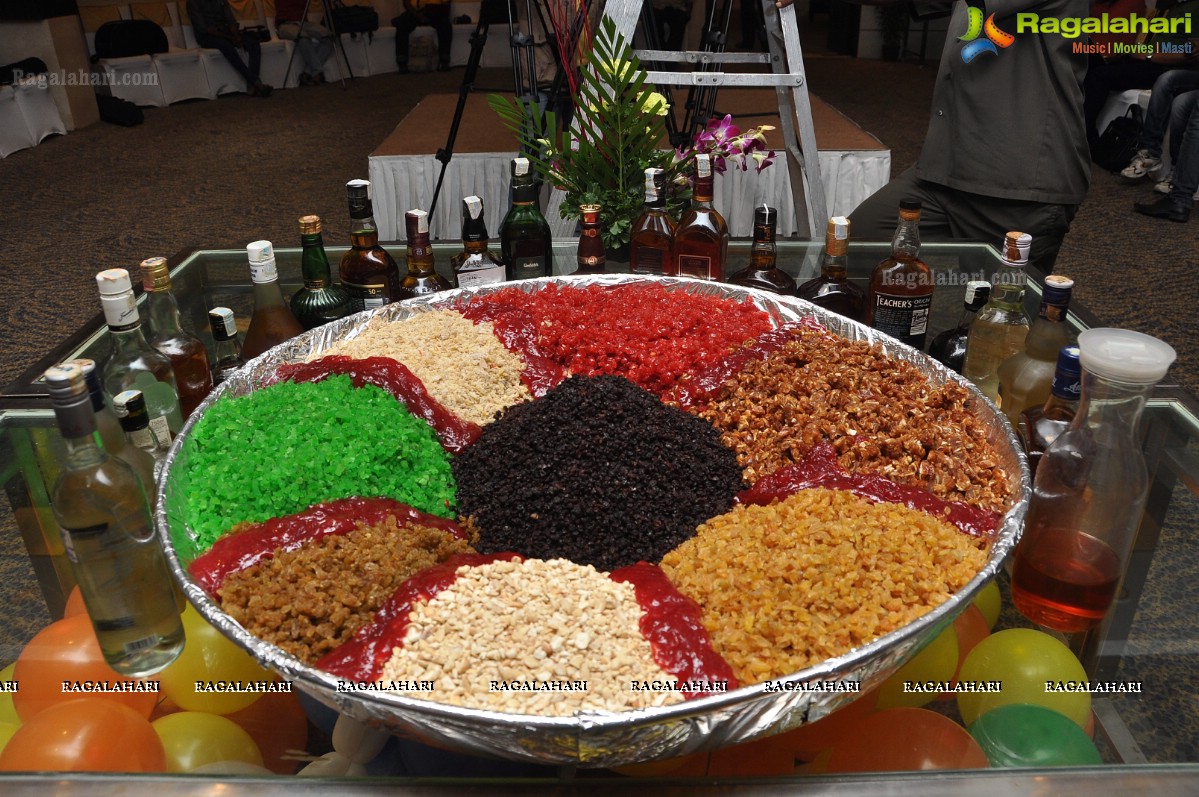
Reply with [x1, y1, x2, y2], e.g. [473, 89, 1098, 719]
[1121, 149, 1163, 179]
[1154, 178, 1172, 194]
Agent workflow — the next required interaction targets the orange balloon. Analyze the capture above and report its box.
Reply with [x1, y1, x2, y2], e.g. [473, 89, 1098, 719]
[775, 687, 880, 760]
[0, 699, 165, 773]
[64, 586, 87, 618]
[610, 751, 710, 777]
[940, 605, 991, 700]
[825, 707, 988, 773]
[223, 688, 310, 774]
[13, 615, 159, 722]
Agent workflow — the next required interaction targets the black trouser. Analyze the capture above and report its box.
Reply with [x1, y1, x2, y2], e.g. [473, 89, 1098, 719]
[196, 31, 263, 87]
[393, 7, 452, 69]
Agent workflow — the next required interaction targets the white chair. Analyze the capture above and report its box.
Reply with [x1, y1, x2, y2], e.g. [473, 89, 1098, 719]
[153, 50, 218, 103]
[0, 86, 37, 158]
[364, 27, 399, 75]
[183, 24, 249, 95]
[11, 79, 66, 144]
[99, 55, 168, 107]
[259, 19, 301, 89]
[340, 33, 372, 77]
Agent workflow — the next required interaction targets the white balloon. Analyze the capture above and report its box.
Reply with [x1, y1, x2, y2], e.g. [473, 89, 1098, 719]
[297, 751, 351, 777]
[332, 714, 390, 764]
[345, 762, 369, 777]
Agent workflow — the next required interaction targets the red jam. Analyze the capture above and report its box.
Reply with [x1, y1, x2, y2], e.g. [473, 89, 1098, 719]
[316, 552, 523, 682]
[273, 355, 482, 453]
[611, 563, 739, 698]
[737, 442, 1001, 539]
[188, 497, 469, 595]
[456, 301, 564, 397]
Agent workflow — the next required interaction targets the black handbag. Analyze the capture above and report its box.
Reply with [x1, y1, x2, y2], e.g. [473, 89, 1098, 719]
[328, 0, 380, 35]
[92, 19, 169, 60]
[1093, 105, 1143, 173]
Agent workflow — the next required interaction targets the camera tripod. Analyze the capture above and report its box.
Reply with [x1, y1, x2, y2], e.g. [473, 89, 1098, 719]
[282, 0, 355, 89]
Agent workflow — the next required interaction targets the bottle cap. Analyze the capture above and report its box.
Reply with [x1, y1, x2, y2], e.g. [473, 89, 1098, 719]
[96, 268, 140, 328]
[1077, 328, 1176, 384]
[405, 208, 429, 239]
[580, 204, 600, 224]
[1050, 345, 1082, 400]
[828, 216, 849, 241]
[346, 179, 370, 200]
[209, 307, 238, 341]
[139, 256, 171, 291]
[246, 240, 278, 284]
[463, 196, 484, 221]
[112, 388, 147, 418]
[66, 358, 105, 410]
[695, 153, 712, 179]
[644, 167, 664, 202]
[899, 198, 922, 212]
[512, 157, 530, 176]
[346, 180, 372, 219]
[1042, 273, 1074, 305]
[43, 362, 88, 404]
[964, 280, 991, 309]
[754, 205, 777, 227]
[1000, 231, 1032, 268]
[299, 214, 322, 235]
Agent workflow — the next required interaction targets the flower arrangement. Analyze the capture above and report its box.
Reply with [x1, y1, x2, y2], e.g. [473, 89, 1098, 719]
[488, 17, 776, 251]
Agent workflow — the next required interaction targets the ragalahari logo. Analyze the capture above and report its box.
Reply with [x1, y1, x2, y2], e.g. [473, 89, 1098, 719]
[959, 0, 1016, 62]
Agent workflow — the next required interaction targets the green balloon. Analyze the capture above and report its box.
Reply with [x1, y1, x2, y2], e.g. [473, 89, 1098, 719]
[969, 704, 1102, 767]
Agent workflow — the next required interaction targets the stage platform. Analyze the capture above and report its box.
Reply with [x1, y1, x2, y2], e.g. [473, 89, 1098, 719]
[368, 89, 890, 241]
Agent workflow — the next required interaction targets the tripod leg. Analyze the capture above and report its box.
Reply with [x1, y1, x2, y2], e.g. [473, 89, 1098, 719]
[429, 16, 494, 217]
[322, 0, 352, 87]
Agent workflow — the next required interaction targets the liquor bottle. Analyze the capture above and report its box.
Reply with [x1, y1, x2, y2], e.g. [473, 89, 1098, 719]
[340, 179, 402, 311]
[962, 232, 1032, 402]
[575, 204, 607, 275]
[290, 215, 352, 330]
[927, 281, 991, 374]
[95, 268, 184, 450]
[451, 196, 507, 287]
[1017, 345, 1081, 478]
[1011, 329, 1175, 632]
[500, 157, 553, 280]
[629, 168, 675, 276]
[727, 205, 796, 294]
[70, 358, 127, 457]
[208, 307, 246, 386]
[996, 275, 1077, 424]
[796, 216, 866, 322]
[111, 388, 162, 489]
[865, 199, 935, 349]
[139, 256, 214, 419]
[674, 153, 729, 281]
[398, 208, 452, 299]
[242, 240, 305, 361]
[44, 362, 185, 676]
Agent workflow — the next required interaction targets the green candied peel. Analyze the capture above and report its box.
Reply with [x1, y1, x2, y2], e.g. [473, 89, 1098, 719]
[181, 375, 456, 550]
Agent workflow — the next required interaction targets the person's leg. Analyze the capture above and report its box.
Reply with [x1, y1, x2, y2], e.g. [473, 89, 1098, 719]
[431, 6, 452, 69]
[393, 13, 418, 72]
[847, 168, 954, 243]
[1138, 69, 1199, 154]
[240, 33, 263, 84]
[1137, 91, 1199, 222]
[196, 32, 255, 86]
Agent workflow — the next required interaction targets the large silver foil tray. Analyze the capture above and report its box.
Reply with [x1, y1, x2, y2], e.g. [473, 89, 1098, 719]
[156, 274, 1030, 767]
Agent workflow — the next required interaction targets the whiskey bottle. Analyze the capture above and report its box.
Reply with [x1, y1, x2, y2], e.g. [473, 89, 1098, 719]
[796, 216, 866, 321]
[1016, 345, 1081, 478]
[95, 268, 183, 449]
[451, 196, 507, 287]
[500, 157, 553, 280]
[962, 232, 1032, 402]
[575, 204, 607, 275]
[340, 179, 402, 310]
[139, 256, 214, 419]
[290, 215, 352, 330]
[242, 240, 305, 361]
[996, 275, 1076, 423]
[674, 153, 728, 281]
[865, 199, 934, 350]
[728, 205, 796, 295]
[629, 168, 675, 276]
[44, 362, 185, 676]
[111, 388, 163, 488]
[927, 280, 991, 374]
[400, 209, 452, 299]
[208, 307, 246, 386]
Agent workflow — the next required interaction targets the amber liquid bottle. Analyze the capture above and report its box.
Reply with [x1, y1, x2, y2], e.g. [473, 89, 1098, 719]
[241, 240, 304, 361]
[290, 215, 352, 330]
[629, 168, 675, 276]
[727, 206, 796, 294]
[796, 216, 866, 321]
[500, 157, 553, 280]
[138, 256, 213, 419]
[208, 307, 245, 386]
[451, 196, 507, 287]
[575, 204, 607, 274]
[399, 209, 452, 299]
[340, 179, 402, 310]
[675, 153, 729, 281]
[865, 199, 934, 349]
[1017, 345, 1082, 478]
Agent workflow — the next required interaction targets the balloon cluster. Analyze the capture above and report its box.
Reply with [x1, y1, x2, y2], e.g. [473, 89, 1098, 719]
[0, 594, 308, 775]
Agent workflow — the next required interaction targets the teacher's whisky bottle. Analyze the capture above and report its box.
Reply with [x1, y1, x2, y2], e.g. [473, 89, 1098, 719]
[865, 199, 934, 349]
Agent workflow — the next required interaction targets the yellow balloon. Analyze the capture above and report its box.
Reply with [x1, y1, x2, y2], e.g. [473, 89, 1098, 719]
[0, 664, 19, 726]
[973, 580, 1002, 630]
[956, 628, 1090, 727]
[157, 605, 272, 714]
[152, 711, 264, 773]
[0, 721, 19, 757]
[876, 622, 959, 709]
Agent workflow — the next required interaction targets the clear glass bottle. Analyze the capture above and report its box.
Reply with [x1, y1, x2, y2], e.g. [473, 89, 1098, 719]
[139, 256, 214, 420]
[95, 268, 183, 450]
[865, 199, 934, 350]
[927, 281, 991, 375]
[500, 157, 553, 280]
[290, 215, 352, 330]
[727, 205, 796, 295]
[208, 307, 246, 386]
[1011, 329, 1176, 633]
[575, 204, 607, 275]
[796, 216, 866, 322]
[70, 358, 127, 457]
[451, 196, 507, 287]
[629, 168, 675, 276]
[340, 179, 402, 310]
[44, 362, 185, 676]
[1017, 345, 1082, 478]
[242, 240, 305, 361]
[996, 275, 1077, 424]
[111, 388, 162, 489]
[962, 232, 1032, 402]
[674, 153, 729, 281]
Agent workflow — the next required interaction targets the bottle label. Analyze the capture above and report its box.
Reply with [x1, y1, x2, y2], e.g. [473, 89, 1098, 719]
[129, 426, 157, 452]
[577, 255, 605, 270]
[249, 259, 279, 284]
[871, 292, 933, 346]
[457, 264, 506, 289]
[513, 257, 546, 280]
[344, 283, 389, 313]
[677, 254, 712, 280]
[148, 415, 172, 451]
[632, 246, 666, 275]
[123, 635, 161, 655]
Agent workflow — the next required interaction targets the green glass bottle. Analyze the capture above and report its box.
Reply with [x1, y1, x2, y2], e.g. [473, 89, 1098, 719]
[500, 157, 553, 280]
[290, 215, 352, 329]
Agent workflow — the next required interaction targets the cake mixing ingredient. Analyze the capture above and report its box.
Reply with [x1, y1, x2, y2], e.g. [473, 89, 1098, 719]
[661, 488, 988, 684]
[181, 376, 456, 548]
[453, 375, 744, 571]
